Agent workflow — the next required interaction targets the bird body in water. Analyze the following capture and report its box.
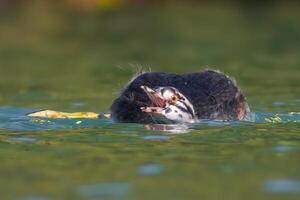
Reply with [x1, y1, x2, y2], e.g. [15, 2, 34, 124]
[110, 69, 250, 123]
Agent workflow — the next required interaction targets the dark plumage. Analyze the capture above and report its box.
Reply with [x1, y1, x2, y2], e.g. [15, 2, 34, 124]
[110, 69, 249, 123]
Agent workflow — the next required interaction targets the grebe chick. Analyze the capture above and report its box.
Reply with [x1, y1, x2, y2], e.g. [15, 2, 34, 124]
[110, 69, 250, 123]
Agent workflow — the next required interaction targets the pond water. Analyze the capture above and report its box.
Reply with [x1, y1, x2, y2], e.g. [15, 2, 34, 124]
[0, 2, 300, 200]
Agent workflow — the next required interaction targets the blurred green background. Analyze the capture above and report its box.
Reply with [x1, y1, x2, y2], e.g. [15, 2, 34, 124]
[0, 0, 299, 113]
[0, 1, 300, 200]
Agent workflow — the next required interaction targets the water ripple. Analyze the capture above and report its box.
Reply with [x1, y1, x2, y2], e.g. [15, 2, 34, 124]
[143, 135, 170, 140]
[264, 179, 300, 194]
[79, 182, 132, 198]
[9, 137, 37, 143]
[0, 107, 299, 132]
[272, 145, 295, 153]
[19, 196, 52, 200]
[137, 164, 163, 176]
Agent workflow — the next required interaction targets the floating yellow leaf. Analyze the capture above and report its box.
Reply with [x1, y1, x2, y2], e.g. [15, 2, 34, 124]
[27, 110, 100, 119]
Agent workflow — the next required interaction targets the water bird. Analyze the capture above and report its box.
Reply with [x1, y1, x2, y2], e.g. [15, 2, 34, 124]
[110, 69, 250, 123]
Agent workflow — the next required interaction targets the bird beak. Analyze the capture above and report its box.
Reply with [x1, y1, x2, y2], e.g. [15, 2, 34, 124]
[140, 85, 166, 109]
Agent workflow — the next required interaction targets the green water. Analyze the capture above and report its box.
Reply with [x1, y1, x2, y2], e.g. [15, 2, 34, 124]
[0, 2, 300, 200]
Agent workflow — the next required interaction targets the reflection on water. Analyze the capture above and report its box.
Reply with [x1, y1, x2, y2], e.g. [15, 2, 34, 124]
[144, 124, 190, 134]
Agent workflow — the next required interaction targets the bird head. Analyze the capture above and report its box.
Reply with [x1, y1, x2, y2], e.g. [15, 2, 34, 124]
[140, 85, 195, 123]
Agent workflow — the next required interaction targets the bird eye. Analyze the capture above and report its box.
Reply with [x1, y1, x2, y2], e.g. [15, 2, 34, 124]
[171, 95, 178, 102]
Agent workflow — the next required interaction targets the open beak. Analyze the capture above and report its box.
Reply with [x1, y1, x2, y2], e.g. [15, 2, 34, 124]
[140, 85, 166, 113]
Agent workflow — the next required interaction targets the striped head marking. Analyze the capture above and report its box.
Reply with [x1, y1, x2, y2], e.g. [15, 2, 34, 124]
[140, 86, 196, 123]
